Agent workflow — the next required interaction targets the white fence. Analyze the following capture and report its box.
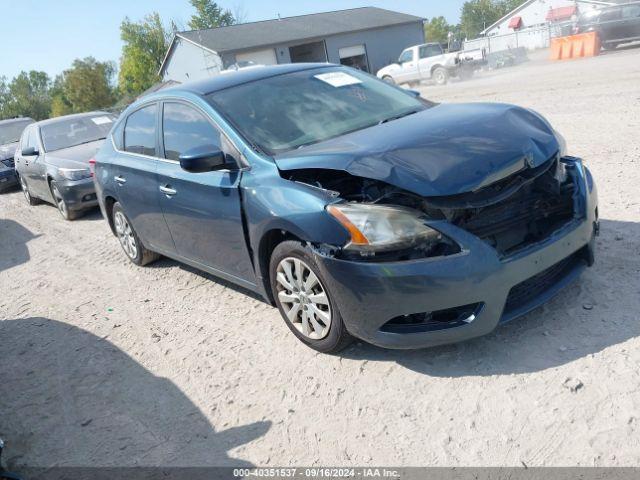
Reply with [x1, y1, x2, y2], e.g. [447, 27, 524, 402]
[463, 22, 573, 54]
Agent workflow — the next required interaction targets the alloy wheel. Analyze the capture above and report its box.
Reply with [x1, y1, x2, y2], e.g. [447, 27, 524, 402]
[51, 184, 68, 218]
[114, 211, 138, 260]
[275, 257, 332, 340]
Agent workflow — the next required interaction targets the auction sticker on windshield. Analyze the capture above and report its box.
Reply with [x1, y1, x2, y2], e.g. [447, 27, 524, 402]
[314, 72, 362, 87]
[91, 116, 113, 125]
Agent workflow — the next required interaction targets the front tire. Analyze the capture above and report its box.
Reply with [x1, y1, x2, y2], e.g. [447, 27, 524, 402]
[270, 241, 353, 353]
[382, 75, 396, 85]
[112, 202, 160, 266]
[19, 173, 39, 206]
[50, 181, 79, 220]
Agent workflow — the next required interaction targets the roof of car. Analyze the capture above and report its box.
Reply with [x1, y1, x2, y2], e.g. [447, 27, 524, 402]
[162, 63, 334, 96]
[33, 111, 112, 127]
[0, 117, 34, 126]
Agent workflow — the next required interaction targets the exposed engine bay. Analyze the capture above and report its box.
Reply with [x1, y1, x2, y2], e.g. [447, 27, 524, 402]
[286, 156, 579, 261]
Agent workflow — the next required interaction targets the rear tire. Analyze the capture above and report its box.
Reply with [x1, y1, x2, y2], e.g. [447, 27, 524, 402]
[270, 240, 353, 354]
[602, 42, 619, 51]
[18, 173, 39, 206]
[112, 202, 160, 266]
[432, 66, 449, 85]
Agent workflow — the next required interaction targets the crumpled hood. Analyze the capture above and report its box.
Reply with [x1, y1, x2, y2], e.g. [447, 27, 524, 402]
[45, 140, 105, 169]
[0, 142, 18, 162]
[275, 103, 560, 197]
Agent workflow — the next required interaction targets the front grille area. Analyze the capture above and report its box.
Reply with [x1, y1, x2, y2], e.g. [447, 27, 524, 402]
[1, 158, 14, 168]
[503, 250, 585, 317]
[452, 159, 578, 256]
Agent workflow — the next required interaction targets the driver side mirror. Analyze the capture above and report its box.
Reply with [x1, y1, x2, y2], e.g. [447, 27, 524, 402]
[179, 145, 230, 173]
[21, 146, 39, 156]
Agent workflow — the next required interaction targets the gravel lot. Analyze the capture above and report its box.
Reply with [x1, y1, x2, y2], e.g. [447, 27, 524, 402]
[1, 47, 640, 469]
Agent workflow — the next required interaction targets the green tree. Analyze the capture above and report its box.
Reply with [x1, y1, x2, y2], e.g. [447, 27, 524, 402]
[0, 71, 51, 120]
[424, 16, 451, 44]
[188, 0, 235, 30]
[118, 13, 175, 97]
[461, 0, 502, 39]
[51, 57, 116, 117]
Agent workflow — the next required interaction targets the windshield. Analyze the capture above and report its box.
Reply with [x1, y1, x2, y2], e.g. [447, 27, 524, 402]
[0, 119, 33, 145]
[207, 67, 427, 154]
[41, 114, 115, 152]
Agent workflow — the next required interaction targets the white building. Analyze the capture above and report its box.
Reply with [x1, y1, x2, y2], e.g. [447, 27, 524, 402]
[481, 0, 579, 37]
[464, 0, 599, 52]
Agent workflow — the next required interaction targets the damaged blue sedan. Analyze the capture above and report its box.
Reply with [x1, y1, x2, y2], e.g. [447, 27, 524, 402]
[94, 64, 598, 353]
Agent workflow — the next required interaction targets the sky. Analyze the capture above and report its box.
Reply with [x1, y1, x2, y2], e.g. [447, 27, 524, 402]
[0, 0, 466, 81]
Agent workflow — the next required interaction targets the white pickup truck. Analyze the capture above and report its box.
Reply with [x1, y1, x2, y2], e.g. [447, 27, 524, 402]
[376, 43, 485, 86]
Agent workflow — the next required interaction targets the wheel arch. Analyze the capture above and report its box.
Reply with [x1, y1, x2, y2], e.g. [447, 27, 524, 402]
[256, 227, 304, 305]
[104, 195, 118, 235]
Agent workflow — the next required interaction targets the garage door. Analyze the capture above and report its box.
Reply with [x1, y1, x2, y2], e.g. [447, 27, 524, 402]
[235, 48, 277, 66]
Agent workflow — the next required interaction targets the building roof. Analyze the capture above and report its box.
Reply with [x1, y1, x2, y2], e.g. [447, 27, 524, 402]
[178, 7, 423, 53]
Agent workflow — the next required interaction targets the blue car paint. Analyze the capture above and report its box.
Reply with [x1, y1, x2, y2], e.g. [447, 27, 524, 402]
[94, 64, 598, 349]
[315, 159, 598, 348]
[274, 102, 560, 197]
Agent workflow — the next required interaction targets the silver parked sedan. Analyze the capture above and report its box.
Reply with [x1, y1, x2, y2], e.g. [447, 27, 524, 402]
[14, 112, 116, 220]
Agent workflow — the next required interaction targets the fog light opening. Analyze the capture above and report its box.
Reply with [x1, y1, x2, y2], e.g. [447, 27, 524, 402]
[380, 303, 482, 334]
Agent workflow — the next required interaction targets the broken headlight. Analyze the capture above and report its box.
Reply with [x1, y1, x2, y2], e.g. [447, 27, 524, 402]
[327, 203, 442, 252]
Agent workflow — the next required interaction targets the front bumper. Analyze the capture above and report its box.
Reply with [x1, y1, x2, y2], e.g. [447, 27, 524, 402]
[0, 168, 18, 191]
[57, 177, 98, 211]
[316, 159, 598, 349]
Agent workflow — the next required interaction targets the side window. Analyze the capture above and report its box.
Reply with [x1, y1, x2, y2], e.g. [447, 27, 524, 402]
[27, 129, 39, 150]
[112, 120, 125, 150]
[623, 5, 640, 18]
[124, 104, 157, 156]
[600, 9, 620, 22]
[398, 49, 414, 63]
[162, 102, 221, 161]
[420, 45, 442, 58]
[20, 127, 32, 151]
[22, 127, 39, 152]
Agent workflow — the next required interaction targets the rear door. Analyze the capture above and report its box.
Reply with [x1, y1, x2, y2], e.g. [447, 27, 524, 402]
[621, 4, 640, 39]
[156, 100, 254, 283]
[599, 7, 624, 42]
[116, 102, 175, 253]
[418, 44, 445, 79]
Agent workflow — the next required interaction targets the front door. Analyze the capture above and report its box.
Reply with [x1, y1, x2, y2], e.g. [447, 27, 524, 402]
[396, 48, 418, 84]
[156, 101, 254, 283]
[20, 126, 48, 198]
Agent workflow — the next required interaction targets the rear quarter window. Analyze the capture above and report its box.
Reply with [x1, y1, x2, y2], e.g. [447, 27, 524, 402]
[124, 104, 157, 157]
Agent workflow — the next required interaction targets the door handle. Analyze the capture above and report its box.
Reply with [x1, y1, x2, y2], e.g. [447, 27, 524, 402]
[114, 175, 126, 184]
[159, 185, 177, 196]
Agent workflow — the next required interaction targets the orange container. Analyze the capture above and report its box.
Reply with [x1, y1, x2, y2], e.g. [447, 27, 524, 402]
[550, 32, 600, 60]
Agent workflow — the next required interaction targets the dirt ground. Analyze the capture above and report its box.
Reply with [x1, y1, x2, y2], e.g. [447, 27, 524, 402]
[1, 46, 640, 469]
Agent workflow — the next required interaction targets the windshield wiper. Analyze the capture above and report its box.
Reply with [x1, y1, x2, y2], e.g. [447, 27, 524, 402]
[378, 109, 420, 125]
